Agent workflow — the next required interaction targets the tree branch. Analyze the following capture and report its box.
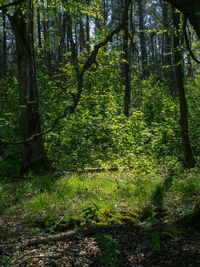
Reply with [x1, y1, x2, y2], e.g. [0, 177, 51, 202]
[183, 17, 200, 64]
[0, 0, 22, 11]
[19, 223, 137, 249]
[1, 0, 131, 145]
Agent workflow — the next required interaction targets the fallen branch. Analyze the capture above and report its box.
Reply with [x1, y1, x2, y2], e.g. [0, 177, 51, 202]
[63, 167, 120, 174]
[19, 223, 137, 249]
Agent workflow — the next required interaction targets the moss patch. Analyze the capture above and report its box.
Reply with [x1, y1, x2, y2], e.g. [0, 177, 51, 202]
[161, 226, 186, 239]
[176, 199, 200, 230]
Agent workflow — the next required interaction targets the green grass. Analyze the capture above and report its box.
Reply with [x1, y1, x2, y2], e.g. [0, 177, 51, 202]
[1, 163, 200, 233]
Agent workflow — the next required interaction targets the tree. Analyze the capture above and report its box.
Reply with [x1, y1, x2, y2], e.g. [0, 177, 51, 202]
[0, 0, 51, 174]
[172, 7, 196, 168]
[2, 13, 7, 77]
[160, 0, 174, 88]
[165, 0, 200, 38]
[122, 0, 131, 117]
[136, 0, 148, 78]
[42, 2, 51, 73]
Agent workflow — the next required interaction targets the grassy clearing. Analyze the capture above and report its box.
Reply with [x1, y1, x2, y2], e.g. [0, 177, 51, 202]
[1, 164, 200, 234]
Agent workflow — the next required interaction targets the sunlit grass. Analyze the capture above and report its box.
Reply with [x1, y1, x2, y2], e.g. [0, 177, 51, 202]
[1, 164, 200, 230]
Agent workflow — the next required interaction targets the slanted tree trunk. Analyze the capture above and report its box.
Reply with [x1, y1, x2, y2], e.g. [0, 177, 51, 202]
[8, 0, 50, 173]
[166, 0, 200, 39]
[172, 7, 196, 168]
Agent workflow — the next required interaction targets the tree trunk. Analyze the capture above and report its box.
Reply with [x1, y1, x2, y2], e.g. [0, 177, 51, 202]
[8, 0, 50, 173]
[79, 14, 85, 53]
[176, 199, 200, 230]
[2, 14, 7, 77]
[122, 0, 131, 117]
[172, 7, 196, 168]
[42, 3, 51, 73]
[161, 0, 175, 93]
[37, 7, 42, 50]
[86, 0, 90, 52]
[166, 0, 200, 39]
[150, 32, 156, 70]
[136, 0, 148, 78]
[58, 11, 67, 61]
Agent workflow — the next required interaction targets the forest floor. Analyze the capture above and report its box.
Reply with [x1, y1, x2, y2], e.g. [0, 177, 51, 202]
[1, 217, 200, 266]
[0, 169, 200, 266]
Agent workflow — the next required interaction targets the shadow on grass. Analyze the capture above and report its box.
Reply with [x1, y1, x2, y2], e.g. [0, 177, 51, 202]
[0, 173, 63, 215]
[151, 169, 175, 208]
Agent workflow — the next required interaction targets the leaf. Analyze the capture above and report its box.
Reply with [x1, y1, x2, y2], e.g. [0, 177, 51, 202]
[152, 232, 160, 251]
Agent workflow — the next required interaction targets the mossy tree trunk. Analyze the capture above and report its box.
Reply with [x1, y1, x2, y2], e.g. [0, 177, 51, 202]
[176, 200, 200, 230]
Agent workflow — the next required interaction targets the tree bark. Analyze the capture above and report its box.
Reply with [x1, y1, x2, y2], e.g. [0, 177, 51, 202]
[58, 11, 67, 61]
[8, 0, 50, 173]
[86, 0, 90, 52]
[160, 0, 175, 93]
[42, 3, 51, 73]
[79, 13, 85, 53]
[2, 14, 7, 77]
[37, 7, 42, 50]
[172, 7, 196, 168]
[122, 0, 131, 117]
[136, 0, 148, 78]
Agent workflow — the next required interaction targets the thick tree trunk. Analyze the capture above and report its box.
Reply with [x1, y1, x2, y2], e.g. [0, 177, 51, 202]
[172, 7, 196, 168]
[9, 0, 50, 173]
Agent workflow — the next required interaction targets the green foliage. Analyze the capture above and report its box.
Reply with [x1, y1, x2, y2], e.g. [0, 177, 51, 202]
[40, 68, 187, 170]
[151, 232, 160, 251]
[0, 78, 21, 175]
[94, 234, 120, 266]
[0, 167, 162, 228]
[170, 167, 200, 199]
[186, 73, 200, 156]
[0, 256, 15, 266]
